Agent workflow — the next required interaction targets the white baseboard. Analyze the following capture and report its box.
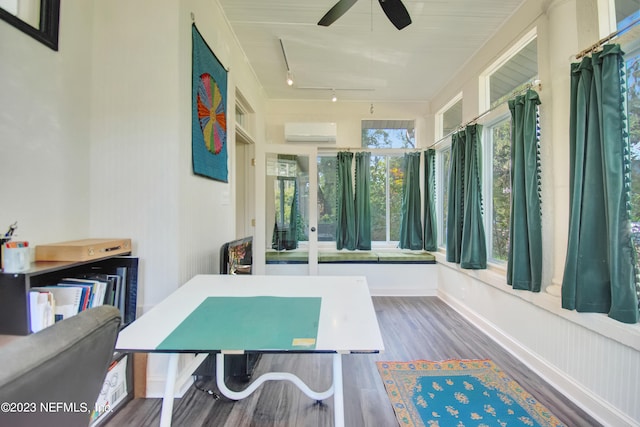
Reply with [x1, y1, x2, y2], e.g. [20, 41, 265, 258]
[146, 353, 209, 398]
[438, 290, 639, 427]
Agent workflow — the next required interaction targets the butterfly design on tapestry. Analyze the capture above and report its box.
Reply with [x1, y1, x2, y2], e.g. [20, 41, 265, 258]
[197, 73, 226, 155]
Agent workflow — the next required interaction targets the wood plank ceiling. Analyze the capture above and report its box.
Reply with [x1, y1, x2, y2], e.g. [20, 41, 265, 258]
[218, 0, 529, 102]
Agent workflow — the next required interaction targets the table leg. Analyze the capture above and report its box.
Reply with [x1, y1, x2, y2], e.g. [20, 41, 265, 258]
[159, 353, 179, 427]
[333, 353, 344, 427]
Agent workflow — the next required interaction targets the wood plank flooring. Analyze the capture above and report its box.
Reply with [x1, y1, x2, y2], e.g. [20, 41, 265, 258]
[102, 297, 600, 427]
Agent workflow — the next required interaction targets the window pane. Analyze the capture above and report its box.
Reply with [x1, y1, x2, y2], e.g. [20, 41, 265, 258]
[317, 156, 337, 241]
[616, 0, 640, 29]
[389, 156, 404, 241]
[491, 120, 512, 262]
[362, 120, 415, 148]
[626, 49, 640, 305]
[439, 148, 451, 247]
[370, 155, 387, 241]
[490, 39, 538, 107]
[442, 100, 462, 136]
[369, 154, 404, 243]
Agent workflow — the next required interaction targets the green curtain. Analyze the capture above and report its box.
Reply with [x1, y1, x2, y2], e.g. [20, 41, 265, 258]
[399, 152, 423, 249]
[423, 149, 437, 251]
[336, 151, 356, 250]
[460, 124, 487, 269]
[287, 180, 299, 249]
[446, 132, 465, 263]
[562, 44, 639, 323]
[355, 152, 372, 250]
[507, 90, 542, 292]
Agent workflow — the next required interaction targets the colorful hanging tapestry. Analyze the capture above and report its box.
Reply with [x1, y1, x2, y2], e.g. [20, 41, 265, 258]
[192, 24, 228, 182]
[377, 359, 565, 427]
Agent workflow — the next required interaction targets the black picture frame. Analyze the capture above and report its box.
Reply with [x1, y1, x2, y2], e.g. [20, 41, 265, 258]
[0, 0, 60, 51]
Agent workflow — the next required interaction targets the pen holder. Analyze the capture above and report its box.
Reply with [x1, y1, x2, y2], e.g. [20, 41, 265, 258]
[3, 243, 31, 273]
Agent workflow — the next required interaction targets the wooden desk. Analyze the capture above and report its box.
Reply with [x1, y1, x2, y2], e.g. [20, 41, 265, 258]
[115, 274, 384, 427]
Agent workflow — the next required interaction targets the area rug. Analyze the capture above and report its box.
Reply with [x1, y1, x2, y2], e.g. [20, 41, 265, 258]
[376, 359, 565, 427]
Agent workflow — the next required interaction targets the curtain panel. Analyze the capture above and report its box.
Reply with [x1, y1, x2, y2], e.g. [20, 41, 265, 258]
[562, 44, 639, 323]
[336, 151, 356, 250]
[460, 124, 487, 269]
[446, 126, 487, 268]
[507, 90, 542, 292]
[399, 152, 423, 249]
[423, 149, 438, 251]
[446, 132, 465, 263]
[355, 152, 372, 250]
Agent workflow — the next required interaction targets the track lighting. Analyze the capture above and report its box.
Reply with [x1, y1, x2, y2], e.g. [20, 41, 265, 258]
[280, 39, 294, 87]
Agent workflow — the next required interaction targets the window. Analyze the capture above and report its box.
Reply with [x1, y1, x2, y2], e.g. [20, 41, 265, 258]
[478, 29, 538, 265]
[438, 147, 451, 248]
[362, 120, 415, 148]
[480, 29, 538, 111]
[360, 120, 414, 244]
[615, 0, 640, 29]
[435, 95, 463, 249]
[621, 11, 640, 303]
[442, 100, 463, 136]
[485, 117, 512, 262]
[370, 154, 404, 243]
[317, 155, 337, 242]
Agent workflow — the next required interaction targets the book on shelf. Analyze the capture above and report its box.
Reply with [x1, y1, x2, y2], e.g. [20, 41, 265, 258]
[28, 267, 131, 332]
[28, 290, 55, 333]
[30, 285, 84, 322]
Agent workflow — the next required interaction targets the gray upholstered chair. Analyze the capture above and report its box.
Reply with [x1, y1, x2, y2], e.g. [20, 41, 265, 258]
[0, 305, 121, 427]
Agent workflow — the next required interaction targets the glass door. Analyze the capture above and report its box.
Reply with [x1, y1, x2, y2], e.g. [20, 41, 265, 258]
[254, 144, 318, 275]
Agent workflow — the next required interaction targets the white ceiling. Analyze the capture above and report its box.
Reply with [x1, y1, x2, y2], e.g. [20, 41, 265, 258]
[218, 0, 528, 102]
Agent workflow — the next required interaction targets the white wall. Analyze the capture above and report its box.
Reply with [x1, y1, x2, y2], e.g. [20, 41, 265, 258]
[89, 0, 267, 397]
[1, 0, 266, 398]
[0, 0, 94, 244]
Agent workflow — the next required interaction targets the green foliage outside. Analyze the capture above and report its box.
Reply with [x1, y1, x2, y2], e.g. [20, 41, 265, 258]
[625, 53, 640, 306]
[491, 120, 512, 262]
[363, 127, 414, 243]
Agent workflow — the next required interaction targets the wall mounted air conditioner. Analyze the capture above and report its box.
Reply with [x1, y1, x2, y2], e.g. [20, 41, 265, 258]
[284, 122, 337, 143]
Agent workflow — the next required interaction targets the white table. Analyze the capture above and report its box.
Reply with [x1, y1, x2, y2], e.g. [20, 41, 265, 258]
[115, 274, 384, 427]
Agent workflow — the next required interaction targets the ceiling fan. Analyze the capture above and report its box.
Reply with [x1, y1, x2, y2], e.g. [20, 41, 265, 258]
[318, 0, 412, 30]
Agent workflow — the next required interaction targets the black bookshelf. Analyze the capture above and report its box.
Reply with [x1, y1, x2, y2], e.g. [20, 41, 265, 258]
[0, 255, 138, 335]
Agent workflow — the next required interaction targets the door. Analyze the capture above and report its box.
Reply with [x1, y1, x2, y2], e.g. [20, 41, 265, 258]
[254, 144, 318, 275]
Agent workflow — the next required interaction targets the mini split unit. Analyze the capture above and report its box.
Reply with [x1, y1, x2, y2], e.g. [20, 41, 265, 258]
[284, 122, 337, 143]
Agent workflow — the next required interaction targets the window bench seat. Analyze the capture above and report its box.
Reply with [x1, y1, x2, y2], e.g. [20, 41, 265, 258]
[265, 250, 436, 264]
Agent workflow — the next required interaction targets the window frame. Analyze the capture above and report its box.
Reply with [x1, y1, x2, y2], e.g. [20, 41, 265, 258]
[479, 27, 538, 112]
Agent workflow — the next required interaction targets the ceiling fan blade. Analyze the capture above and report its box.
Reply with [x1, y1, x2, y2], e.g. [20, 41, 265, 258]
[378, 0, 412, 30]
[318, 0, 358, 26]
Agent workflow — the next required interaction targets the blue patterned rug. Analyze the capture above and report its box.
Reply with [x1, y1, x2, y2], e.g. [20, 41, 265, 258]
[376, 359, 565, 427]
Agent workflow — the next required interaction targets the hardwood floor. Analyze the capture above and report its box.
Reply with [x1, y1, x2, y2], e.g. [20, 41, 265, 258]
[103, 297, 600, 427]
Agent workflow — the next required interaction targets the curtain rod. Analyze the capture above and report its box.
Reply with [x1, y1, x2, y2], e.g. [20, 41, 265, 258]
[427, 80, 542, 149]
[575, 16, 640, 60]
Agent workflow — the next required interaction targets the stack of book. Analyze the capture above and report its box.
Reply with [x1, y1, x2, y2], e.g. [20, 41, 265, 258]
[29, 269, 128, 333]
